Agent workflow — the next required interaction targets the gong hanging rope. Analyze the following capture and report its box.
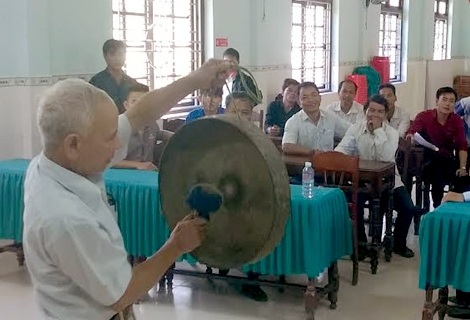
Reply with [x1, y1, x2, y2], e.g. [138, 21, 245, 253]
[224, 64, 264, 109]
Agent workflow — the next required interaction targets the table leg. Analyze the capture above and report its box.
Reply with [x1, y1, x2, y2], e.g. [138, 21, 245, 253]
[327, 263, 339, 310]
[166, 263, 175, 288]
[416, 176, 423, 209]
[421, 286, 449, 320]
[383, 190, 394, 263]
[423, 183, 431, 213]
[422, 287, 435, 320]
[304, 277, 319, 320]
[369, 197, 381, 274]
[438, 287, 448, 320]
[16, 245, 25, 266]
[0, 242, 24, 267]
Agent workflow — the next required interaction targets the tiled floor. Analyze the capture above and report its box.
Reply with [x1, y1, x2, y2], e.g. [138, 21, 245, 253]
[0, 230, 434, 320]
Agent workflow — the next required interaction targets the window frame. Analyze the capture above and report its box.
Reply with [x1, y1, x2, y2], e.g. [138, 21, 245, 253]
[112, 0, 204, 113]
[379, 0, 404, 82]
[291, 0, 333, 92]
[433, 0, 450, 61]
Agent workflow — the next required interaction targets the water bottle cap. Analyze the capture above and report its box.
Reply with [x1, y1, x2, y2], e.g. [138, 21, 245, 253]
[304, 161, 312, 167]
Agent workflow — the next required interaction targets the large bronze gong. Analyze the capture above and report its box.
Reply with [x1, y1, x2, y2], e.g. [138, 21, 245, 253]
[159, 115, 291, 269]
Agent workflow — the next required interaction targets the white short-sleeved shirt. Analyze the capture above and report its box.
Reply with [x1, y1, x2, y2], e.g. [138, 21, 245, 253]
[325, 101, 365, 124]
[282, 109, 351, 152]
[23, 114, 134, 320]
[388, 105, 410, 138]
[334, 120, 404, 189]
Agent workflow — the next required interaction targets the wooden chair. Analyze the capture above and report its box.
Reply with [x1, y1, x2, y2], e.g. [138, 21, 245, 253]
[312, 151, 360, 286]
[162, 118, 185, 132]
[396, 137, 411, 191]
[252, 109, 264, 131]
[154, 130, 174, 167]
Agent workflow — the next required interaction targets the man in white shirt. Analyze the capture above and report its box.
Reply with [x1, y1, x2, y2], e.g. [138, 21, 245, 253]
[282, 82, 351, 156]
[22, 59, 232, 320]
[335, 94, 424, 258]
[378, 83, 410, 138]
[325, 80, 365, 124]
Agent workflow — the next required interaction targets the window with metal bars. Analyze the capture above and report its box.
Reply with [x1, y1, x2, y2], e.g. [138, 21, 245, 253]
[112, 0, 203, 113]
[433, 0, 449, 61]
[291, 0, 332, 92]
[379, 0, 403, 82]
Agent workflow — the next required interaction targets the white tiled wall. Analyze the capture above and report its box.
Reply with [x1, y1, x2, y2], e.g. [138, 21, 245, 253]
[0, 59, 469, 160]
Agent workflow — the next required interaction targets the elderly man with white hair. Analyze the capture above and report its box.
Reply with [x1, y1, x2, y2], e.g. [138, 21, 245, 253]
[22, 59, 232, 320]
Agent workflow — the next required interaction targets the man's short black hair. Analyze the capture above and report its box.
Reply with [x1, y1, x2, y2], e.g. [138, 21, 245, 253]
[225, 92, 254, 108]
[223, 48, 240, 62]
[282, 78, 300, 91]
[378, 83, 396, 96]
[103, 39, 126, 55]
[125, 83, 149, 100]
[338, 80, 357, 93]
[200, 87, 223, 97]
[297, 82, 320, 96]
[364, 94, 389, 114]
[436, 86, 458, 101]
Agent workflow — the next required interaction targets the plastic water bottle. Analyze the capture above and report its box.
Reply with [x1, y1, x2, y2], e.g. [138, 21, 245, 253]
[302, 161, 315, 199]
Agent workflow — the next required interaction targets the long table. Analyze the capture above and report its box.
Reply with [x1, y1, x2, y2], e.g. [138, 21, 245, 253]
[420, 201, 470, 319]
[281, 153, 396, 274]
[0, 159, 352, 318]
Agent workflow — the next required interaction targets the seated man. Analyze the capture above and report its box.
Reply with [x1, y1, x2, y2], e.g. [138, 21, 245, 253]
[225, 92, 256, 122]
[325, 80, 364, 124]
[378, 83, 410, 138]
[407, 87, 470, 208]
[113, 83, 173, 170]
[335, 94, 423, 258]
[185, 87, 224, 123]
[264, 78, 301, 137]
[282, 82, 351, 156]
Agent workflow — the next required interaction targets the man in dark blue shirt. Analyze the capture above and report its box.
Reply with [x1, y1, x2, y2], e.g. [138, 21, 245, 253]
[185, 87, 224, 123]
[264, 78, 301, 136]
[89, 39, 138, 114]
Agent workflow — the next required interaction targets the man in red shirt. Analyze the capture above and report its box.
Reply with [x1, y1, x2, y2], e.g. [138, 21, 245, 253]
[407, 87, 470, 207]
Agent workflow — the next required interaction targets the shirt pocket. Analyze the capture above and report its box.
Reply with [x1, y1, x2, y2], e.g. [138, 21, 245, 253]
[320, 128, 334, 151]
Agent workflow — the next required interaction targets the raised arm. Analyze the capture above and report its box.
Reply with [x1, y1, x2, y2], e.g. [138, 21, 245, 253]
[125, 60, 231, 133]
[396, 110, 410, 138]
[374, 126, 399, 162]
[406, 111, 424, 141]
[335, 125, 357, 156]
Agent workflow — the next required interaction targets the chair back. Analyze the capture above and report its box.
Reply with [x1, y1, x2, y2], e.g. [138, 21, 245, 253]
[251, 109, 264, 131]
[312, 150, 360, 285]
[312, 151, 360, 210]
[162, 118, 185, 132]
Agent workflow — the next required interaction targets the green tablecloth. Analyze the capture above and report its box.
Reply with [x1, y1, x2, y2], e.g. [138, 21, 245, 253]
[0, 159, 352, 278]
[0, 159, 28, 242]
[419, 202, 470, 292]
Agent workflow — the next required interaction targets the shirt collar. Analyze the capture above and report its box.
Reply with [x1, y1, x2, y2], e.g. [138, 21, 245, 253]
[37, 153, 104, 212]
[300, 109, 326, 122]
[332, 101, 359, 114]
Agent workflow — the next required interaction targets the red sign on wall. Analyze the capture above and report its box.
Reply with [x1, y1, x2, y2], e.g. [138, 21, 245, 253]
[215, 37, 229, 47]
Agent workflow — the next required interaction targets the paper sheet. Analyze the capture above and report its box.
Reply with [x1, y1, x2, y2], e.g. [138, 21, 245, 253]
[414, 132, 439, 152]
